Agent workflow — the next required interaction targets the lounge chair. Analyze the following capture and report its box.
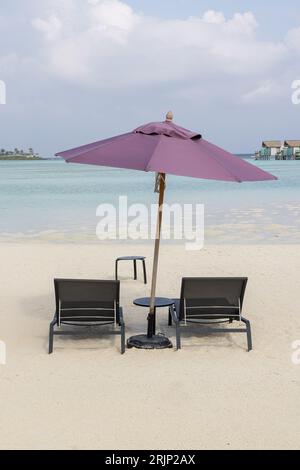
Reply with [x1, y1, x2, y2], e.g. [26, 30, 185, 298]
[49, 279, 125, 354]
[169, 277, 252, 351]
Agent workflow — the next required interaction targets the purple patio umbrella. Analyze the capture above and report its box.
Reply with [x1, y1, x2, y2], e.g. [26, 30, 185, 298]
[56, 112, 277, 349]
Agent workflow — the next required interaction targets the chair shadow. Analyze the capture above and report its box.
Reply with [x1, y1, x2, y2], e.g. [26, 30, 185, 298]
[48, 325, 121, 353]
[160, 323, 247, 351]
[20, 294, 123, 354]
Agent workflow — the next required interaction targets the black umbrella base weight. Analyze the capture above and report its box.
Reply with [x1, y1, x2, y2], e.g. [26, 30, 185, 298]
[127, 308, 172, 349]
[127, 334, 173, 350]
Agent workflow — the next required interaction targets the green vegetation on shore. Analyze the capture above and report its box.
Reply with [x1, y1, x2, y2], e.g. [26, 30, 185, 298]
[0, 148, 41, 160]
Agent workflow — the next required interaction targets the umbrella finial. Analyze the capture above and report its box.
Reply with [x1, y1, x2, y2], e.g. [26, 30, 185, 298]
[166, 111, 173, 122]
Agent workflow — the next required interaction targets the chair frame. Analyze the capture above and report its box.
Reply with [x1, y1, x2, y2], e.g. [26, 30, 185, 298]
[49, 279, 125, 355]
[170, 277, 252, 351]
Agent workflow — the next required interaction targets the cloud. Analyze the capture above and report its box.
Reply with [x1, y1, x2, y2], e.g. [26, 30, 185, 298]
[87, 0, 138, 32]
[285, 27, 300, 54]
[201, 10, 225, 24]
[242, 81, 281, 103]
[32, 15, 62, 41]
[224, 12, 258, 35]
[201, 10, 258, 35]
[28, 0, 293, 101]
[0, 53, 21, 78]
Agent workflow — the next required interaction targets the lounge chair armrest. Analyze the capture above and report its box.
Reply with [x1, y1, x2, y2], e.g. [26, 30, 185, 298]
[174, 299, 181, 316]
[170, 301, 180, 324]
[50, 314, 57, 326]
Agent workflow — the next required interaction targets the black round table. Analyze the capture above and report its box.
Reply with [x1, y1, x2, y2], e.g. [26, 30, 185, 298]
[133, 297, 174, 334]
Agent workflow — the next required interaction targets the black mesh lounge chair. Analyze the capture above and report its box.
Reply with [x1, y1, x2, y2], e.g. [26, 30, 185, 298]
[49, 279, 125, 354]
[170, 277, 252, 351]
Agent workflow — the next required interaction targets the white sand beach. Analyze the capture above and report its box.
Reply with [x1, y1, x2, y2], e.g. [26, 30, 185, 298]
[0, 242, 300, 450]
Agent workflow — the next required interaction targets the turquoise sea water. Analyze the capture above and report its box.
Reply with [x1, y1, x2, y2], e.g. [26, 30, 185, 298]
[0, 158, 300, 243]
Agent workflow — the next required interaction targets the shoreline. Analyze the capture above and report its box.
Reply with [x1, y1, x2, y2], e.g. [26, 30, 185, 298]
[1, 227, 300, 244]
[0, 157, 42, 161]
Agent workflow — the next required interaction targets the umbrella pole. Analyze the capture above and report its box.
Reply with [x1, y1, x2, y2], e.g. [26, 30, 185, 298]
[127, 172, 172, 350]
[147, 172, 166, 338]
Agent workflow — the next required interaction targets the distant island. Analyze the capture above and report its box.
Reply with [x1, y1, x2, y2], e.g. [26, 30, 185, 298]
[0, 148, 42, 160]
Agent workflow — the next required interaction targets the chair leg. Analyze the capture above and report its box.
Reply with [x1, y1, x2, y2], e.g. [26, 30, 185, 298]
[133, 260, 137, 280]
[142, 260, 147, 284]
[246, 321, 252, 352]
[168, 307, 172, 326]
[121, 324, 126, 354]
[242, 318, 252, 351]
[49, 321, 56, 354]
[115, 260, 119, 281]
[175, 323, 181, 350]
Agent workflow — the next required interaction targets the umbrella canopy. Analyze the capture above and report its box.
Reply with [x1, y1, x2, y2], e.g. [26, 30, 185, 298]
[57, 116, 277, 183]
[56, 112, 277, 349]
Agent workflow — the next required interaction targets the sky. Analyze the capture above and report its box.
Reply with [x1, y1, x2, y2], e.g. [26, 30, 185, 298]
[0, 0, 300, 155]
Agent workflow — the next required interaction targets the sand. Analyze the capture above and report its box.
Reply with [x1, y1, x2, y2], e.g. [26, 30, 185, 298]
[0, 242, 300, 450]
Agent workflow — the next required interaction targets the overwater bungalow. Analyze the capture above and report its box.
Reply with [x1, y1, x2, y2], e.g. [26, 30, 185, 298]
[284, 141, 300, 159]
[255, 141, 281, 160]
[255, 140, 300, 160]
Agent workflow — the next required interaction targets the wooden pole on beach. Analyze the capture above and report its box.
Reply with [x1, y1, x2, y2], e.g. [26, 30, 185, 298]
[147, 171, 166, 338]
[147, 111, 173, 338]
[127, 111, 173, 348]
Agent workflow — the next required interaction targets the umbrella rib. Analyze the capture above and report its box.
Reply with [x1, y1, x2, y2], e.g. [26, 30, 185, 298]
[145, 137, 242, 182]
[144, 135, 165, 172]
[200, 142, 243, 183]
[201, 140, 275, 182]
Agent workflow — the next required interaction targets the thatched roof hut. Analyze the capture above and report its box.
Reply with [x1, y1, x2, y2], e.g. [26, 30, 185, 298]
[284, 140, 300, 148]
[262, 141, 281, 149]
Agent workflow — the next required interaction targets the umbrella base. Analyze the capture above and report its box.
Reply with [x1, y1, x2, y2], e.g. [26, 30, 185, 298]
[127, 334, 173, 350]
